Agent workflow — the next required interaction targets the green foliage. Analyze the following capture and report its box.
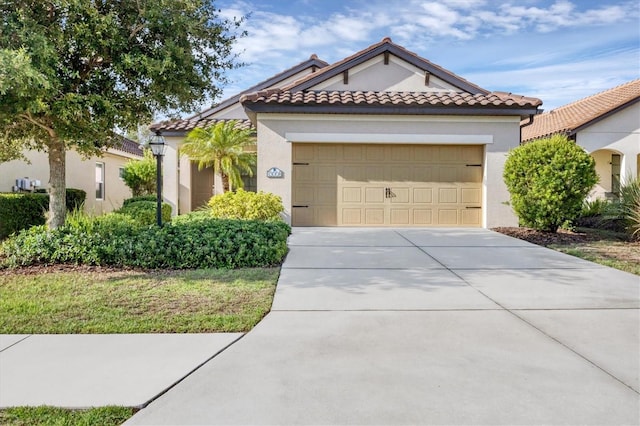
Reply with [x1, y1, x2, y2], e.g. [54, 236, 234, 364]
[208, 189, 284, 221]
[581, 198, 612, 218]
[0, 1, 243, 227]
[65, 188, 86, 212]
[0, 193, 49, 239]
[503, 135, 598, 232]
[0, 188, 85, 239]
[182, 121, 256, 192]
[616, 177, 640, 238]
[122, 151, 157, 196]
[116, 201, 172, 226]
[1, 215, 290, 269]
[122, 195, 158, 206]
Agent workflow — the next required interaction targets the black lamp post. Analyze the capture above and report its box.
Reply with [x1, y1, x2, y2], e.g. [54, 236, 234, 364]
[148, 131, 167, 227]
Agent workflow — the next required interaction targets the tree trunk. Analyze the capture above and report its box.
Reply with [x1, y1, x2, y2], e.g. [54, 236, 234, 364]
[47, 136, 66, 229]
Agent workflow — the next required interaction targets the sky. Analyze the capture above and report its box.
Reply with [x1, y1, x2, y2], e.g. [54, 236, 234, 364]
[210, 0, 640, 112]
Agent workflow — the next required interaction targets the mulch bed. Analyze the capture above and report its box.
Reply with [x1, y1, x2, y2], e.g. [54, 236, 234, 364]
[492, 227, 611, 246]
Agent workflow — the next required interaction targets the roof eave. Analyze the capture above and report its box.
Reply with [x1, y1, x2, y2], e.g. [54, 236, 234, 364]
[570, 96, 640, 136]
[243, 103, 540, 119]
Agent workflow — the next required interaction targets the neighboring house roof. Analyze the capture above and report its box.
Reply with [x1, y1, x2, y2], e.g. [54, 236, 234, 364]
[151, 118, 253, 133]
[522, 79, 640, 142]
[151, 55, 328, 133]
[110, 135, 144, 157]
[284, 37, 488, 94]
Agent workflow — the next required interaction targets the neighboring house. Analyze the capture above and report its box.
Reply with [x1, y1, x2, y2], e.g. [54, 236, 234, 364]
[154, 37, 542, 228]
[0, 137, 143, 214]
[522, 79, 640, 200]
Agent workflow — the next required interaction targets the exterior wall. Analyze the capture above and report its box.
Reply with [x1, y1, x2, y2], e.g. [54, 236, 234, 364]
[162, 136, 183, 216]
[0, 149, 135, 214]
[577, 102, 640, 187]
[315, 56, 458, 92]
[256, 113, 521, 228]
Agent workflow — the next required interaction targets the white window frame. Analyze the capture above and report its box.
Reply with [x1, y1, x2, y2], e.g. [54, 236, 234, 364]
[96, 162, 105, 200]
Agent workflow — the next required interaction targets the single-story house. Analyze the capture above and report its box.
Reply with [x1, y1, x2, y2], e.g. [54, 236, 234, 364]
[522, 79, 640, 200]
[0, 137, 143, 214]
[153, 37, 542, 228]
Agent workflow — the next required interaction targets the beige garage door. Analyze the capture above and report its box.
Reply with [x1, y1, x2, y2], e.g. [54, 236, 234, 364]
[292, 143, 483, 227]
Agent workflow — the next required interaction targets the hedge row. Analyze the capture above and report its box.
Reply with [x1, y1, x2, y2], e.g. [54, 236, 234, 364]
[0, 189, 86, 239]
[0, 214, 290, 269]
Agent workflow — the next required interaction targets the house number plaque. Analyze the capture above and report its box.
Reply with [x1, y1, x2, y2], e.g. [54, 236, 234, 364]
[266, 167, 284, 178]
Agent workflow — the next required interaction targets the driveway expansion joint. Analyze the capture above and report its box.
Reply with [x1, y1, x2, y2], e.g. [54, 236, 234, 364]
[0, 335, 31, 353]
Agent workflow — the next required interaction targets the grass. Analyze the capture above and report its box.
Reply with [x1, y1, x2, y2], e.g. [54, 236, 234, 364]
[0, 406, 135, 426]
[0, 267, 279, 334]
[549, 235, 640, 275]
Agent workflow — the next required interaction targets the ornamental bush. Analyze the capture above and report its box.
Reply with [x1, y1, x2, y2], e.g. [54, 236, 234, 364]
[208, 189, 284, 221]
[0, 213, 290, 269]
[116, 200, 171, 226]
[121, 151, 157, 196]
[503, 134, 598, 232]
[0, 188, 86, 239]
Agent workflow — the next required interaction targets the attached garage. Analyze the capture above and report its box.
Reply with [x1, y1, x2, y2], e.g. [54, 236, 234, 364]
[292, 143, 483, 227]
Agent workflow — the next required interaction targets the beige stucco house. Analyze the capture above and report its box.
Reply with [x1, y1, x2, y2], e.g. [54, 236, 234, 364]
[522, 79, 640, 200]
[153, 38, 542, 228]
[0, 137, 143, 214]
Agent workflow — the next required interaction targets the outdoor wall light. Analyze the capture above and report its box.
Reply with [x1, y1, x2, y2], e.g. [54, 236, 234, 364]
[148, 131, 166, 226]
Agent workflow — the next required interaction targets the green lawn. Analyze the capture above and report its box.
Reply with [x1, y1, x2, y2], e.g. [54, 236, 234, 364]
[0, 406, 134, 426]
[0, 267, 279, 334]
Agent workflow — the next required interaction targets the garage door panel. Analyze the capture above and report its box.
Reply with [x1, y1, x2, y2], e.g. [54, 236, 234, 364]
[461, 187, 481, 204]
[438, 209, 459, 225]
[342, 187, 361, 203]
[293, 145, 315, 161]
[413, 188, 433, 203]
[318, 165, 338, 182]
[462, 208, 481, 225]
[413, 209, 433, 224]
[365, 187, 385, 203]
[366, 146, 385, 161]
[390, 166, 411, 181]
[390, 209, 410, 225]
[390, 188, 409, 203]
[438, 188, 458, 204]
[343, 145, 363, 161]
[365, 209, 384, 225]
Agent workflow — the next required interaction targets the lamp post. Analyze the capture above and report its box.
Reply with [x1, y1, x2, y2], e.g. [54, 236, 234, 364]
[148, 131, 167, 227]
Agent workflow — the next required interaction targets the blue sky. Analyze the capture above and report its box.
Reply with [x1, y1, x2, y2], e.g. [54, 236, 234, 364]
[212, 0, 639, 111]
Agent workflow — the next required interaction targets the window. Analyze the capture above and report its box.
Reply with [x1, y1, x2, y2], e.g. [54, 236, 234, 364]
[119, 167, 125, 179]
[96, 163, 105, 200]
[241, 165, 258, 192]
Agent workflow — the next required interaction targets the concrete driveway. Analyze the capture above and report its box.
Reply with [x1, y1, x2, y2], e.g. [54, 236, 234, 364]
[127, 228, 640, 425]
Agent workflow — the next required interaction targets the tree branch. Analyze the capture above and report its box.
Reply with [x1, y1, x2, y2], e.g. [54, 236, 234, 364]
[18, 112, 55, 139]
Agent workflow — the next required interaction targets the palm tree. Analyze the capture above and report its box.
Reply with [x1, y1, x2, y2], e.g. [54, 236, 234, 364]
[181, 120, 256, 193]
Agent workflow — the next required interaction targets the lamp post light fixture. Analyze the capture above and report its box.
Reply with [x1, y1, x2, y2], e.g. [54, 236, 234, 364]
[148, 131, 167, 227]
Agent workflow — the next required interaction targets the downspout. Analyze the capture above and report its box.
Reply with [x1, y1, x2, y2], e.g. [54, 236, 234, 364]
[519, 114, 535, 145]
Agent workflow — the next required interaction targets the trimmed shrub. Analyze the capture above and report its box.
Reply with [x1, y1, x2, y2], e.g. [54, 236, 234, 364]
[122, 195, 157, 207]
[0, 215, 290, 269]
[0, 188, 88, 239]
[616, 177, 640, 238]
[65, 188, 86, 212]
[116, 200, 171, 225]
[503, 135, 598, 232]
[208, 189, 283, 221]
[0, 193, 49, 239]
[121, 151, 157, 196]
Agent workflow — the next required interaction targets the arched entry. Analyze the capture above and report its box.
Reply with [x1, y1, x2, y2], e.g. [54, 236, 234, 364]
[590, 149, 623, 199]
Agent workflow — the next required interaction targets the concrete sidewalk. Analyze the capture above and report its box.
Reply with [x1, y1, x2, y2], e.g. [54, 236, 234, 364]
[0, 333, 242, 408]
[125, 228, 640, 425]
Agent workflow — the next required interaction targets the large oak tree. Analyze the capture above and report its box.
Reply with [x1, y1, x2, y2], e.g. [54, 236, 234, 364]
[0, 0, 242, 228]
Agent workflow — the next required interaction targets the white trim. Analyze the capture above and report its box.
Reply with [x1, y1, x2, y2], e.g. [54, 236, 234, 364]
[285, 132, 493, 145]
[261, 113, 520, 123]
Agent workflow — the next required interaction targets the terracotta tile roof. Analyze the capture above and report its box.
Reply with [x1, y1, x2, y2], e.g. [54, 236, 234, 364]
[151, 118, 253, 133]
[284, 37, 488, 95]
[241, 89, 542, 109]
[522, 79, 640, 142]
[109, 135, 143, 157]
